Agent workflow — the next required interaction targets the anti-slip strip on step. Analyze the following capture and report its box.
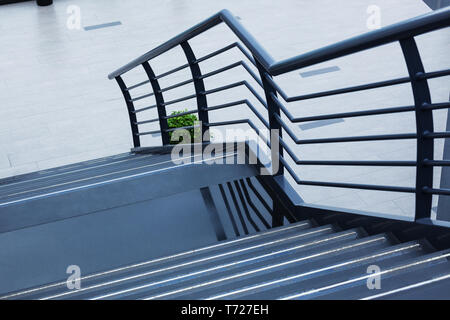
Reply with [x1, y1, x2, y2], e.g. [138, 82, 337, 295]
[0, 153, 237, 206]
[204, 239, 418, 300]
[280, 250, 450, 300]
[0, 220, 312, 300]
[41, 225, 340, 300]
[0, 153, 158, 192]
[0, 153, 219, 200]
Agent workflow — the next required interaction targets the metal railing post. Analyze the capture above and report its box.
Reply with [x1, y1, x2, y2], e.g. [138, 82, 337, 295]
[180, 41, 210, 142]
[115, 76, 140, 148]
[400, 37, 434, 220]
[142, 61, 170, 145]
[256, 60, 284, 176]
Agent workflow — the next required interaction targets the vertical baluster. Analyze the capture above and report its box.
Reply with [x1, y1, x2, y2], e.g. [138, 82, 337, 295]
[400, 37, 434, 220]
[115, 76, 140, 148]
[180, 41, 210, 142]
[255, 60, 284, 176]
[142, 61, 170, 145]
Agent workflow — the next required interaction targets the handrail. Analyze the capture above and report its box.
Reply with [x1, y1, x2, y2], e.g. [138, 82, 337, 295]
[108, 7, 450, 79]
[108, 9, 274, 79]
[269, 6, 450, 75]
[109, 7, 450, 225]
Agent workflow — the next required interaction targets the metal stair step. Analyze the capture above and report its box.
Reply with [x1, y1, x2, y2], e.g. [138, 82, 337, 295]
[2, 220, 315, 299]
[0, 152, 148, 192]
[318, 260, 450, 300]
[204, 240, 427, 300]
[149, 233, 394, 300]
[0, 153, 180, 203]
[368, 268, 450, 300]
[40, 224, 344, 300]
[70, 228, 365, 300]
[281, 248, 450, 300]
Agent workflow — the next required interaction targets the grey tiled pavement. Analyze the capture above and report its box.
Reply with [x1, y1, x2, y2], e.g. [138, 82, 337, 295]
[0, 0, 449, 218]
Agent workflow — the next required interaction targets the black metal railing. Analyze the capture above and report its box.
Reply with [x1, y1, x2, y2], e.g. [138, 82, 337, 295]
[109, 8, 450, 224]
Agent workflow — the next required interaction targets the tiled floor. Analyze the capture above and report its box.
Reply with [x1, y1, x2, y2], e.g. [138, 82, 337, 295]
[0, 0, 449, 218]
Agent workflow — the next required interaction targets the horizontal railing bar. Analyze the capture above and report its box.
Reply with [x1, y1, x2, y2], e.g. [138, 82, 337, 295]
[154, 43, 260, 82]
[156, 60, 262, 96]
[243, 81, 267, 109]
[274, 112, 417, 144]
[160, 78, 194, 93]
[421, 102, 450, 111]
[280, 156, 415, 193]
[129, 92, 155, 102]
[236, 42, 257, 66]
[163, 93, 198, 106]
[136, 80, 267, 115]
[163, 109, 198, 120]
[199, 61, 242, 79]
[424, 160, 450, 166]
[164, 124, 201, 132]
[424, 131, 450, 139]
[296, 160, 417, 167]
[155, 63, 190, 80]
[203, 100, 269, 129]
[423, 187, 450, 196]
[295, 159, 417, 166]
[203, 81, 245, 95]
[247, 119, 271, 148]
[296, 132, 418, 144]
[134, 104, 157, 113]
[244, 100, 270, 128]
[206, 119, 248, 127]
[291, 105, 415, 123]
[125, 80, 150, 91]
[200, 61, 263, 88]
[285, 76, 411, 102]
[203, 100, 247, 112]
[135, 118, 160, 125]
[201, 80, 267, 109]
[153, 43, 245, 81]
[269, 7, 450, 75]
[194, 43, 239, 63]
[418, 68, 450, 80]
[270, 91, 415, 123]
[278, 134, 415, 166]
[241, 61, 263, 87]
[136, 129, 161, 136]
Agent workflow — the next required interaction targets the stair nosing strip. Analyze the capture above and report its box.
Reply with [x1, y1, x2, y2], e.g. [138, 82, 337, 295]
[361, 272, 450, 300]
[206, 240, 418, 300]
[0, 221, 311, 300]
[43, 226, 338, 300]
[280, 251, 450, 300]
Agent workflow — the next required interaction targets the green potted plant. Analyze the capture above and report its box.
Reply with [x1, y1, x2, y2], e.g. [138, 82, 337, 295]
[167, 110, 199, 144]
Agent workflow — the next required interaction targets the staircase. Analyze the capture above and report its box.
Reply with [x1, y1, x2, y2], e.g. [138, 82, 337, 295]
[1, 8, 449, 300]
[2, 219, 450, 300]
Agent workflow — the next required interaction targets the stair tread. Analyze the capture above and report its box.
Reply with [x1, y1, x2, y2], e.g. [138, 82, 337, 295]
[0, 153, 179, 203]
[279, 248, 450, 300]
[60, 228, 365, 300]
[159, 239, 424, 300]
[2, 220, 316, 299]
[318, 260, 450, 300]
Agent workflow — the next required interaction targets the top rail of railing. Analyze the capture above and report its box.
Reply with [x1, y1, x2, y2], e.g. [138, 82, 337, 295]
[108, 7, 450, 80]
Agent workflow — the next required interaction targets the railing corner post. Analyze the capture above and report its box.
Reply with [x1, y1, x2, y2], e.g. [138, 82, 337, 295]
[180, 41, 210, 143]
[142, 61, 170, 145]
[255, 60, 284, 176]
[115, 75, 141, 148]
[400, 37, 434, 221]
